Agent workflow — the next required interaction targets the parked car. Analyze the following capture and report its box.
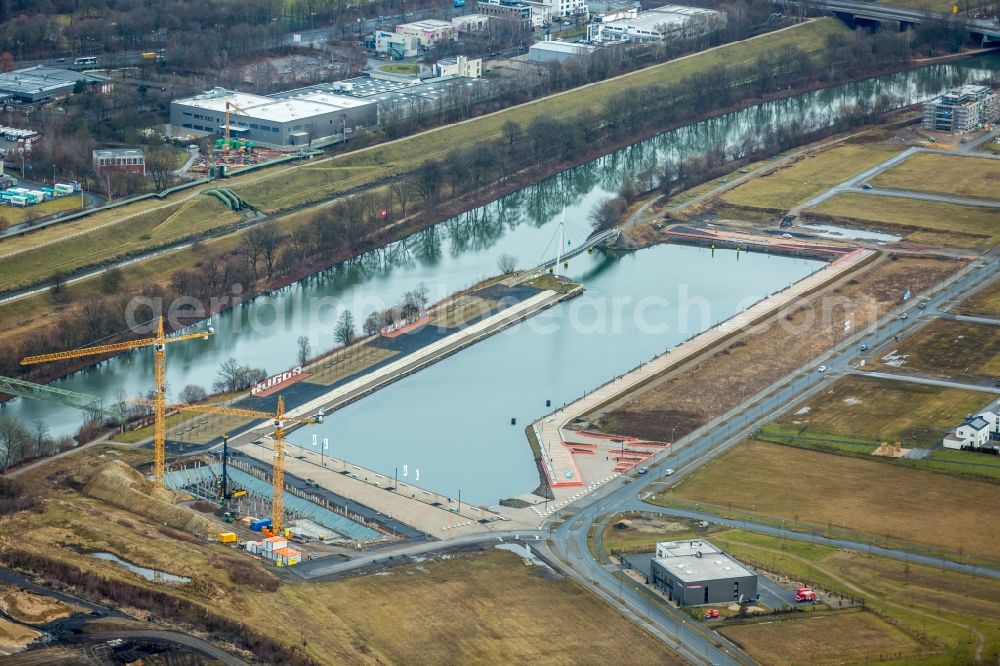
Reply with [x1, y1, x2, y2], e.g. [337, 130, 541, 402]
[782, 232, 793, 239]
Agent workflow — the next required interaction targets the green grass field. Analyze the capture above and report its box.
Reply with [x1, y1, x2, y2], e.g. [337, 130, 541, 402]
[870, 153, 1000, 201]
[809, 192, 1000, 249]
[773, 374, 993, 448]
[0, 196, 239, 290]
[378, 63, 418, 75]
[710, 529, 1000, 666]
[656, 439, 1000, 559]
[721, 143, 901, 210]
[870, 319, 1000, 381]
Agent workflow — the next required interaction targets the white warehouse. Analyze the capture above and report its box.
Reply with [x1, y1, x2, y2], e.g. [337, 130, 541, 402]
[588, 4, 724, 43]
[170, 87, 377, 150]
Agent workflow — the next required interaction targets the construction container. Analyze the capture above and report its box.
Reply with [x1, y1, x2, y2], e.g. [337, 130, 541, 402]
[218, 532, 238, 544]
[54, 183, 75, 195]
[249, 518, 272, 532]
[261, 536, 287, 551]
[273, 547, 302, 566]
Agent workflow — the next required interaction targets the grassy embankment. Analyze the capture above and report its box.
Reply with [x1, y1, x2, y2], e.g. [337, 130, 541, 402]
[711, 530, 1000, 666]
[870, 153, 1000, 201]
[648, 439, 1000, 561]
[5, 446, 681, 665]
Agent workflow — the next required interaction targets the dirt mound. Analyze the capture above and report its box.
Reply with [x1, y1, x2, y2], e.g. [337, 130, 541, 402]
[0, 586, 75, 624]
[0, 616, 39, 655]
[84, 461, 219, 537]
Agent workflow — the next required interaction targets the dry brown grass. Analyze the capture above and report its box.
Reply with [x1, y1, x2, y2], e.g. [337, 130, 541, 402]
[867, 318, 1000, 380]
[668, 440, 1000, 559]
[9, 445, 679, 665]
[592, 255, 961, 441]
[720, 610, 923, 666]
[956, 278, 1000, 317]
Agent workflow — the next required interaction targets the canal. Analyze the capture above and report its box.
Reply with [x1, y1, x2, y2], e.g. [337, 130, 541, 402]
[8, 53, 997, 449]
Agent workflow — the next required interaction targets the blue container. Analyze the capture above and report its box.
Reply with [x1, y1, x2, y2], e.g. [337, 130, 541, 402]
[249, 518, 272, 531]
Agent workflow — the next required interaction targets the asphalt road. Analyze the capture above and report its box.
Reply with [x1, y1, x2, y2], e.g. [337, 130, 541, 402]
[69, 631, 248, 666]
[845, 185, 1000, 209]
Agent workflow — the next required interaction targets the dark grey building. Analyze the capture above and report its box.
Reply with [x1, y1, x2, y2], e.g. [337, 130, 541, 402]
[650, 540, 757, 606]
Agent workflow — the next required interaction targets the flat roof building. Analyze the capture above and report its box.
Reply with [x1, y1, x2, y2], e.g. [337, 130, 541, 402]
[93, 148, 145, 177]
[396, 19, 457, 47]
[588, 4, 723, 43]
[650, 540, 758, 606]
[0, 66, 107, 103]
[170, 87, 377, 150]
[529, 39, 598, 63]
[922, 84, 998, 133]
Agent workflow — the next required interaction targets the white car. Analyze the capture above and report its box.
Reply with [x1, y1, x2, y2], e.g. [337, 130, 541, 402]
[818, 365, 827, 372]
[663, 468, 676, 476]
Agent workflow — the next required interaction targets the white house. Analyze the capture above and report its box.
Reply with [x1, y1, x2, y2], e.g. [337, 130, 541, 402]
[975, 409, 1000, 434]
[944, 414, 993, 449]
[434, 56, 483, 79]
[372, 30, 421, 59]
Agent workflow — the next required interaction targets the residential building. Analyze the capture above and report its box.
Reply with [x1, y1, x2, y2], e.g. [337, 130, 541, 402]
[170, 87, 377, 150]
[92, 148, 145, 176]
[649, 540, 758, 606]
[452, 14, 492, 32]
[478, 0, 534, 28]
[0, 65, 107, 103]
[396, 19, 457, 47]
[528, 39, 597, 63]
[435, 56, 483, 78]
[371, 30, 422, 59]
[588, 4, 723, 43]
[943, 411, 998, 449]
[544, 0, 588, 18]
[922, 85, 998, 133]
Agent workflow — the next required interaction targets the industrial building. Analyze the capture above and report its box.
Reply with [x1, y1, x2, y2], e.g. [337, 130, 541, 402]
[170, 87, 377, 150]
[529, 39, 597, 63]
[370, 30, 422, 59]
[588, 4, 723, 43]
[451, 14, 492, 32]
[478, 0, 535, 28]
[396, 19, 457, 47]
[93, 148, 146, 176]
[287, 74, 492, 126]
[0, 65, 107, 104]
[649, 540, 758, 606]
[922, 85, 998, 133]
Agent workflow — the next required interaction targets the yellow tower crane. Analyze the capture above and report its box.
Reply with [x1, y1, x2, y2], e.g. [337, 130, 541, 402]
[166, 396, 323, 534]
[20, 317, 213, 487]
[223, 99, 252, 161]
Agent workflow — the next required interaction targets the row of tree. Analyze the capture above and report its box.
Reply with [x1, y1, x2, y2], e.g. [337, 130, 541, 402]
[0, 416, 75, 471]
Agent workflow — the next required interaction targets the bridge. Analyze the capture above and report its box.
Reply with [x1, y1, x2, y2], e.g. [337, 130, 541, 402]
[533, 228, 620, 273]
[779, 0, 1000, 43]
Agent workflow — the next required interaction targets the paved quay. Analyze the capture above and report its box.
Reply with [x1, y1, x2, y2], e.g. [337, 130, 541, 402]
[522, 248, 875, 521]
[235, 436, 538, 538]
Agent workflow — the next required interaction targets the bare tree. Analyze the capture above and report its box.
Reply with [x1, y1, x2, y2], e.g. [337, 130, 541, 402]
[589, 197, 628, 233]
[390, 180, 412, 218]
[297, 335, 311, 366]
[31, 420, 49, 459]
[100, 266, 123, 294]
[363, 311, 380, 336]
[213, 357, 267, 393]
[145, 145, 175, 191]
[179, 384, 207, 404]
[334, 310, 356, 346]
[497, 253, 517, 274]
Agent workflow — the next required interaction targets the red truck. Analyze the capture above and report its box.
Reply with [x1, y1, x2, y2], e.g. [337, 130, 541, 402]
[795, 587, 817, 602]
